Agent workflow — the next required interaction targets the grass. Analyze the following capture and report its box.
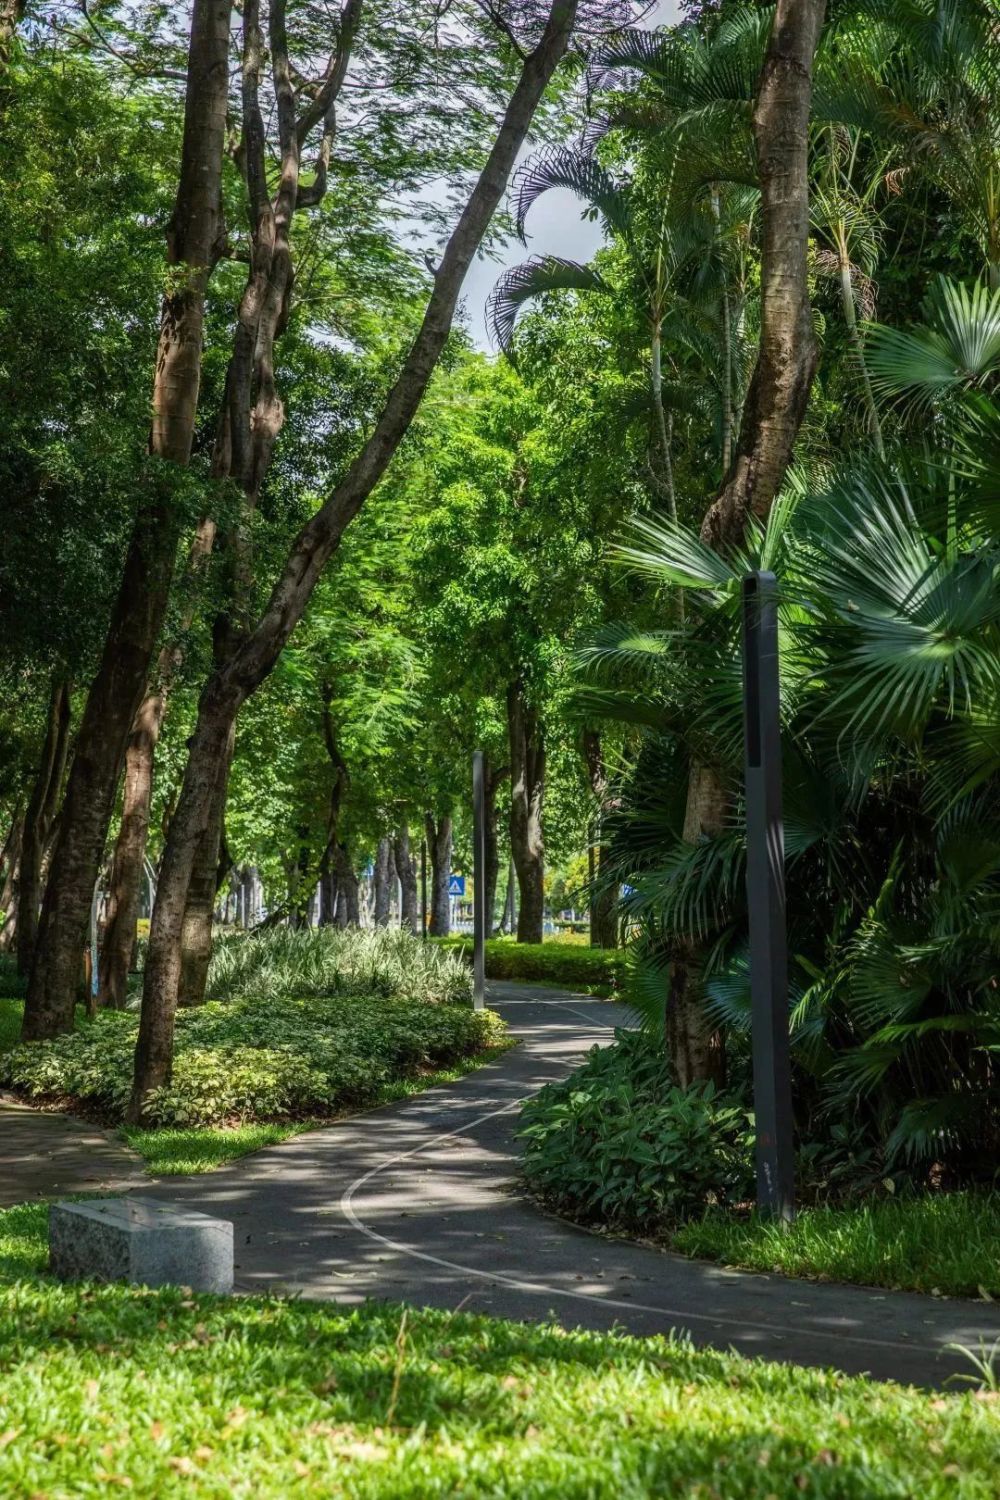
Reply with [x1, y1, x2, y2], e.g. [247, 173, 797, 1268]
[0, 994, 23, 1054]
[673, 1192, 1000, 1300]
[122, 1043, 515, 1175]
[2, 1202, 1000, 1497]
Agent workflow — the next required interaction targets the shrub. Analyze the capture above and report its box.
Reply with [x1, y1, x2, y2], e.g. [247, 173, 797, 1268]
[437, 937, 627, 993]
[519, 1029, 754, 1231]
[0, 993, 505, 1127]
[207, 926, 472, 1006]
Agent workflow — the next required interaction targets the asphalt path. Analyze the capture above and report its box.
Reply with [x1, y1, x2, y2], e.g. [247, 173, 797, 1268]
[147, 981, 1000, 1388]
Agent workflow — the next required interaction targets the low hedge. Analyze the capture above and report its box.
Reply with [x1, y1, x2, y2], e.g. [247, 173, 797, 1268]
[0, 993, 505, 1127]
[435, 937, 627, 993]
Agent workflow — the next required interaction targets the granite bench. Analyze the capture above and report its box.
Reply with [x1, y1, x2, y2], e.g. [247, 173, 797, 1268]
[49, 1197, 233, 1294]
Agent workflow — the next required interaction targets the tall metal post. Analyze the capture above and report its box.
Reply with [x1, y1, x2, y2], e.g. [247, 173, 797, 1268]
[472, 750, 486, 1010]
[420, 839, 428, 941]
[741, 570, 795, 1222]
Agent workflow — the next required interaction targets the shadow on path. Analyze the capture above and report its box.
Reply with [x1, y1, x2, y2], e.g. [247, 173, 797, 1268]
[130, 981, 1000, 1388]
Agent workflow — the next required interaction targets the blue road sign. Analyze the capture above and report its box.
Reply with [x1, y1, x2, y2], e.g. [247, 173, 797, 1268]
[447, 875, 466, 897]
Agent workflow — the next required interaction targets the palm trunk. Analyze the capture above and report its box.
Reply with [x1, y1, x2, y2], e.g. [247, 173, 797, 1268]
[16, 680, 71, 979]
[836, 238, 884, 459]
[425, 814, 453, 937]
[582, 728, 618, 949]
[128, 0, 580, 1122]
[373, 836, 394, 926]
[670, 0, 826, 1086]
[508, 677, 545, 944]
[394, 824, 419, 934]
[710, 186, 735, 475]
[22, 0, 231, 1042]
[650, 325, 677, 522]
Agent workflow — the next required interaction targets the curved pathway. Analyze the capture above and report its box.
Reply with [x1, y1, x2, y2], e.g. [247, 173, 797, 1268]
[147, 982, 1000, 1388]
[0, 1094, 143, 1206]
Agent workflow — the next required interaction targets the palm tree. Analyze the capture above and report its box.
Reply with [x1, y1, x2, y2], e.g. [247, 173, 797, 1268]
[488, 146, 743, 516]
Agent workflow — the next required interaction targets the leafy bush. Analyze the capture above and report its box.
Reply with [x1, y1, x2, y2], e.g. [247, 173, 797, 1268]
[207, 926, 472, 1006]
[519, 1029, 754, 1231]
[437, 937, 627, 993]
[0, 993, 505, 1127]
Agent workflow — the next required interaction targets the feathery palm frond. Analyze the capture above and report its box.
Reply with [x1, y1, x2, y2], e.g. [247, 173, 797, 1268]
[512, 147, 633, 244]
[486, 256, 610, 351]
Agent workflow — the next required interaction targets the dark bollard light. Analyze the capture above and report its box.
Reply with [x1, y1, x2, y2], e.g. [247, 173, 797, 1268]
[741, 570, 795, 1223]
[472, 750, 486, 1010]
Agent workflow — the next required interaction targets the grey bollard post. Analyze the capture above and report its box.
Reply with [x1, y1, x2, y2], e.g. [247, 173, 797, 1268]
[741, 570, 795, 1222]
[472, 750, 486, 1010]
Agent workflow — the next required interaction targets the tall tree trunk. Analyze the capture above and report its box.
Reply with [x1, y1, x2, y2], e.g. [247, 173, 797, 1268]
[334, 845, 360, 927]
[98, 693, 165, 1009]
[508, 678, 545, 944]
[373, 836, 394, 926]
[500, 858, 516, 936]
[700, 0, 826, 550]
[483, 759, 508, 937]
[176, 725, 234, 1006]
[669, 0, 826, 1088]
[0, 805, 22, 953]
[100, 513, 219, 1012]
[582, 728, 618, 949]
[0, 803, 23, 910]
[173, 0, 365, 995]
[394, 825, 419, 935]
[318, 859, 336, 926]
[128, 0, 581, 1122]
[22, 0, 232, 1042]
[424, 814, 452, 938]
[16, 680, 71, 979]
[0, 0, 24, 75]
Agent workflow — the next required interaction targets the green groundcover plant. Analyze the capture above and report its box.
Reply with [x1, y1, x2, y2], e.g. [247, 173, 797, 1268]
[520, 1028, 755, 1230]
[0, 994, 504, 1127]
[2, 1202, 1000, 1499]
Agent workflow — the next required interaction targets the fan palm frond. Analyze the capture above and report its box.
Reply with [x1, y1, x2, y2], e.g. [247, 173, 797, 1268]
[866, 277, 1000, 412]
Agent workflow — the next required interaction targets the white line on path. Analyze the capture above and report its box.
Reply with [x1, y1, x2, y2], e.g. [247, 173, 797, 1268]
[338, 1031, 946, 1361]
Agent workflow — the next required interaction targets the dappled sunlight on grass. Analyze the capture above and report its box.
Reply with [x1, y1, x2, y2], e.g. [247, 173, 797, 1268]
[3, 1201, 1000, 1496]
[674, 1193, 1000, 1299]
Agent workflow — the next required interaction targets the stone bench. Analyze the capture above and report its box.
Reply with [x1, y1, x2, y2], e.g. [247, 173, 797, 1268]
[49, 1197, 233, 1294]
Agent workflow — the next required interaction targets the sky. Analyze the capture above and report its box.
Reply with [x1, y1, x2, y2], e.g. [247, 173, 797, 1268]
[456, 0, 681, 349]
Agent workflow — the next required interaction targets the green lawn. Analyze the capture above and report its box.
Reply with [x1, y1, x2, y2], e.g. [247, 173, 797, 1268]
[673, 1193, 1000, 1301]
[0, 994, 23, 1053]
[2, 1203, 999, 1498]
